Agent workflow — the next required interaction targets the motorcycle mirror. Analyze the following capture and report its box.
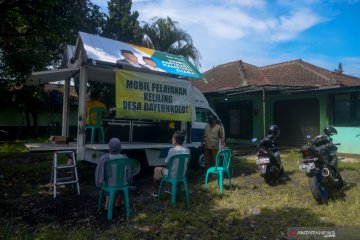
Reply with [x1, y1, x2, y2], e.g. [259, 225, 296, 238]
[306, 135, 311, 139]
[251, 137, 258, 142]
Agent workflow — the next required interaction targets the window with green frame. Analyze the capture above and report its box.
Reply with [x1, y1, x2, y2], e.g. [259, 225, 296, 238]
[333, 93, 360, 127]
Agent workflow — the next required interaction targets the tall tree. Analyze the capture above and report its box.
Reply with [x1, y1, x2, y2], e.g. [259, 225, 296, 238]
[0, 0, 105, 77]
[142, 17, 201, 68]
[102, 0, 142, 44]
[0, 0, 106, 136]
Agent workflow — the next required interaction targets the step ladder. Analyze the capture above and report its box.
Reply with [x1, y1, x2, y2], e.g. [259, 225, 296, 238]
[50, 150, 80, 198]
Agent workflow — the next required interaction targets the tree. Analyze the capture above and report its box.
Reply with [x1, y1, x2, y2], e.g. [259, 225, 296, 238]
[102, 0, 142, 44]
[0, 0, 106, 136]
[142, 17, 201, 68]
[335, 63, 343, 74]
[87, 0, 142, 107]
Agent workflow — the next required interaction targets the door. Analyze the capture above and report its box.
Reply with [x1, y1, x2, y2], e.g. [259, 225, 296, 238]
[216, 100, 253, 139]
[274, 98, 320, 146]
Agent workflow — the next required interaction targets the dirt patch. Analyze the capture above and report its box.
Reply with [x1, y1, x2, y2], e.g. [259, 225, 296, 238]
[0, 153, 163, 231]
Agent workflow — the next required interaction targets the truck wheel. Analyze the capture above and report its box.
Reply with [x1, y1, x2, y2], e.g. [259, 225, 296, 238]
[189, 148, 205, 169]
[124, 150, 149, 179]
[309, 174, 328, 204]
[198, 153, 205, 169]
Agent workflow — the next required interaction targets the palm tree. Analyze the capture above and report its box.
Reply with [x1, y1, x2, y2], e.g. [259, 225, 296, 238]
[142, 17, 201, 68]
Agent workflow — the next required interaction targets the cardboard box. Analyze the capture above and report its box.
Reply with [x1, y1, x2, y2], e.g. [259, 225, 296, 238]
[49, 136, 67, 144]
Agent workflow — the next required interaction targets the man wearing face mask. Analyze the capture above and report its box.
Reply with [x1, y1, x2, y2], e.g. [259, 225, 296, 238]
[202, 115, 225, 169]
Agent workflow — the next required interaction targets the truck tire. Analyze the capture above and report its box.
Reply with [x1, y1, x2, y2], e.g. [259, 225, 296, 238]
[309, 174, 328, 204]
[190, 147, 205, 169]
[124, 150, 149, 179]
[198, 153, 205, 169]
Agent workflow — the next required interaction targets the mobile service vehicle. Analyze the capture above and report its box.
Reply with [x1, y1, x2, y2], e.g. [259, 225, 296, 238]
[26, 32, 219, 174]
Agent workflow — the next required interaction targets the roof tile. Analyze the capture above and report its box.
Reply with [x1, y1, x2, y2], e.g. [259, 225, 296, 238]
[193, 59, 360, 93]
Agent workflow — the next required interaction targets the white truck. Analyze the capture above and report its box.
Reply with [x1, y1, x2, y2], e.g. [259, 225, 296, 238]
[26, 32, 220, 175]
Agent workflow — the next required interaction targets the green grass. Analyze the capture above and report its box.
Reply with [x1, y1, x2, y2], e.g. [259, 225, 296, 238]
[0, 137, 48, 156]
[0, 142, 27, 154]
[0, 149, 359, 239]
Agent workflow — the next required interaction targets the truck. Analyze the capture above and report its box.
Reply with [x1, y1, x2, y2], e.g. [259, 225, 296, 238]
[26, 32, 220, 175]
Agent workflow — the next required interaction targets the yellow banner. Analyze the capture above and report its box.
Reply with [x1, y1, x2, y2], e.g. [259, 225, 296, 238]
[116, 70, 192, 121]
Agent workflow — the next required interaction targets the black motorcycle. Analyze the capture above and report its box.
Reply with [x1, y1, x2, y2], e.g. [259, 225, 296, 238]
[253, 125, 285, 185]
[299, 126, 344, 204]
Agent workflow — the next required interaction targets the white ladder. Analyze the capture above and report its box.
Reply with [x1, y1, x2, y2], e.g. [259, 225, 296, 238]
[50, 150, 80, 198]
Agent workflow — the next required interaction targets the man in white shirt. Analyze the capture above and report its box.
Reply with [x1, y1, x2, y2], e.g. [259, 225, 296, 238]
[151, 131, 190, 197]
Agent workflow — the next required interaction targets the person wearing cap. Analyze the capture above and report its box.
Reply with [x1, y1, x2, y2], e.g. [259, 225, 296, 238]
[202, 115, 225, 169]
[95, 138, 133, 210]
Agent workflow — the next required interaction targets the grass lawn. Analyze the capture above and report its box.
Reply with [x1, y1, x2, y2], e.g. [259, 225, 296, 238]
[0, 144, 359, 239]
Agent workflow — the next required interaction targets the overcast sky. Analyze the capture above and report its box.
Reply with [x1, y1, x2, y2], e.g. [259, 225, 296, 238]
[91, 0, 360, 77]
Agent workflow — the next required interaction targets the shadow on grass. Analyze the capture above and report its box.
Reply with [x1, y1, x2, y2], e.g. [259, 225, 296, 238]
[328, 181, 357, 203]
[283, 170, 297, 177]
[209, 207, 335, 239]
[231, 157, 258, 177]
[0, 152, 358, 239]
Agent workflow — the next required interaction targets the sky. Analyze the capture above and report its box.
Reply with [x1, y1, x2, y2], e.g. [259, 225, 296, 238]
[91, 0, 360, 77]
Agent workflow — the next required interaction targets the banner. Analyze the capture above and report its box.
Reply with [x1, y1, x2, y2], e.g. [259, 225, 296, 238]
[115, 70, 192, 121]
[80, 32, 205, 80]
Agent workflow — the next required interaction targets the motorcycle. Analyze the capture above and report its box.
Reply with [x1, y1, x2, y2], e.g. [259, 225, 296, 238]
[253, 125, 285, 185]
[299, 126, 344, 204]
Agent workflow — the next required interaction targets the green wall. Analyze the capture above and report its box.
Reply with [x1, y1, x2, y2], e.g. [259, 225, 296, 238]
[332, 127, 360, 154]
[208, 91, 360, 154]
[209, 92, 329, 141]
[0, 106, 78, 129]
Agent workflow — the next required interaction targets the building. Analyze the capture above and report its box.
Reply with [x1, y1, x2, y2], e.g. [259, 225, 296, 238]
[192, 59, 360, 154]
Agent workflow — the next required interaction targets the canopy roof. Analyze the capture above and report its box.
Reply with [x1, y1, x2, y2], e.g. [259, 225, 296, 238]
[77, 32, 204, 80]
[27, 32, 205, 85]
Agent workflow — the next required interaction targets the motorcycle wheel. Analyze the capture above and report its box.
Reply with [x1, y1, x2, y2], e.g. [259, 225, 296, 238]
[279, 164, 284, 175]
[336, 172, 344, 190]
[309, 174, 329, 204]
[264, 171, 275, 186]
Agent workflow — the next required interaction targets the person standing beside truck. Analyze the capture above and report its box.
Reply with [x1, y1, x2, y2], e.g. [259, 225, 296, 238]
[203, 115, 225, 169]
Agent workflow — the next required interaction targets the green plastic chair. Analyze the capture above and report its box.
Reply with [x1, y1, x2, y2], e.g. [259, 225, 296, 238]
[158, 153, 191, 207]
[86, 107, 107, 144]
[97, 158, 138, 220]
[205, 149, 232, 193]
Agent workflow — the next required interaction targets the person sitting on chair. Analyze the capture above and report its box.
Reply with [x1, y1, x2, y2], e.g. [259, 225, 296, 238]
[85, 91, 108, 143]
[86, 91, 107, 126]
[151, 130, 190, 197]
[95, 138, 133, 209]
